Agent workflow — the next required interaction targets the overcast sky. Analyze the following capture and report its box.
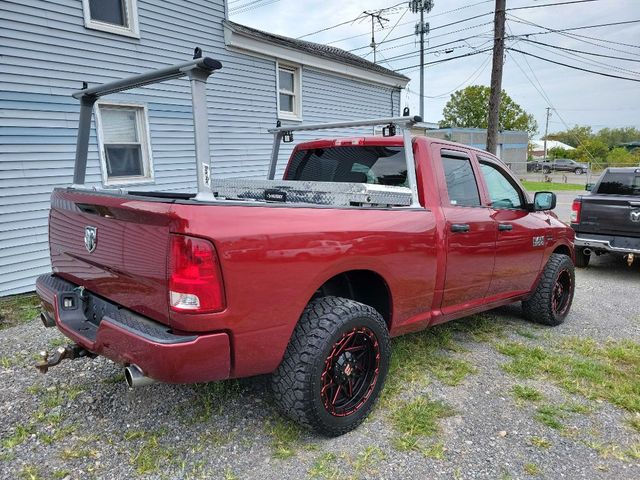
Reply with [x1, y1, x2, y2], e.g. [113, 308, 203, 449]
[230, 0, 640, 139]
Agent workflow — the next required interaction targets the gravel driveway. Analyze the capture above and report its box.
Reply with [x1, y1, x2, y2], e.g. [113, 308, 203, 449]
[1, 254, 638, 480]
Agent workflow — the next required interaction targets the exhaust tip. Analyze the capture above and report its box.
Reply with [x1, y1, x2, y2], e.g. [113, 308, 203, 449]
[124, 365, 156, 388]
[583, 248, 592, 256]
[40, 312, 55, 328]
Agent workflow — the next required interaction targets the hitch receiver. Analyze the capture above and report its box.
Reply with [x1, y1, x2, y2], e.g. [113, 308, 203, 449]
[35, 344, 95, 374]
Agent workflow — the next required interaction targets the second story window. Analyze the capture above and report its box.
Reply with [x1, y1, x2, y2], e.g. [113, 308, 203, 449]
[82, 0, 140, 38]
[96, 103, 154, 186]
[278, 63, 302, 121]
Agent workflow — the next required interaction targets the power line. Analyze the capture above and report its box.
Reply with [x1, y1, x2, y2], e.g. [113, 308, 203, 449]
[517, 38, 640, 63]
[508, 0, 600, 11]
[299, 0, 493, 42]
[508, 47, 640, 82]
[395, 47, 493, 71]
[520, 40, 640, 77]
[507, 17, 640, 38]
[229, 0, 280, 15]
[349, 15, 494, 53]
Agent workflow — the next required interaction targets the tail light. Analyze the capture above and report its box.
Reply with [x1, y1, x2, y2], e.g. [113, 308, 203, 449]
[169, 234, 225, 313]
[570, 199, 581, 224]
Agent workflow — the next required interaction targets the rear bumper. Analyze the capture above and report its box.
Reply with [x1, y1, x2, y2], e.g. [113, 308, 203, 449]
[36, 274, 230, 384]
[574, 233, 640, 254]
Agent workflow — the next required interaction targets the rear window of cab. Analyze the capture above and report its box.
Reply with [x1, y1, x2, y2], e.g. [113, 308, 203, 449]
[285, 146, 408, 187]
[596, 171, 640, 195]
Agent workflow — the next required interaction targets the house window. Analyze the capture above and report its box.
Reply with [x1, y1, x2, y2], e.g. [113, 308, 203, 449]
[277, 63, 301, 120]
[96, 104, 153, 185]
[82, 0, 140, 38]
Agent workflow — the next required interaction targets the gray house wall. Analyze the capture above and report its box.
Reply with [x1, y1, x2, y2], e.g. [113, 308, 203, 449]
[0, 0, 402, 296]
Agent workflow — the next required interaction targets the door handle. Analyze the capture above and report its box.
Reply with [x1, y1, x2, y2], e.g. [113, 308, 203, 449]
[498, 223, 513, 231]
[451, 223, 470, 233]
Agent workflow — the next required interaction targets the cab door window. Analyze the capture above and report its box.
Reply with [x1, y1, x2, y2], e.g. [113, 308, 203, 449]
[441, 155, 481, 207]
[479, 161, 524, 210]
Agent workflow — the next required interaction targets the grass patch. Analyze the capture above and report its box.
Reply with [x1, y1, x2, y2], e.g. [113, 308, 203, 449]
[0, 293, 40, 329]
[390, 396, 453, 452]
[530, 436, 551, 449]
[185, 380, 243, 424]
[37, 425, 76, 445]
[352, 446, 385, 474]
[584, 441, 627, 461]
[496, 338, 640, 413]
[522, 181, 583, 191]
[383, 315, 501, 402]
[125, 429, 173, 475]
[267, 418, 302, 460]
[535, 404, 564, 430]
[627, 416, 640, 433]
[3, 424, 35, 448]
[60, 448, 99, 460]
[523, 462, 540, 476]
[309, 453, 341, 479]
[422, 441, 446, 459]
[18, 465, 41, 480]
[512, 385, 543, 402]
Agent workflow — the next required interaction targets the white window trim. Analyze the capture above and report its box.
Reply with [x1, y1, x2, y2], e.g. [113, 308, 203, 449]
[276, 61, 302, 122]
[82, 0, 140, 38]
[94, 102, 155, 187]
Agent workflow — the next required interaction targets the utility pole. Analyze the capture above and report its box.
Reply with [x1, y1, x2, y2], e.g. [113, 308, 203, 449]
[363, 10, 389, 64]
[486, 0, 506, 155]
[543, 107, 551, 160]
[410, 1, 434, 120]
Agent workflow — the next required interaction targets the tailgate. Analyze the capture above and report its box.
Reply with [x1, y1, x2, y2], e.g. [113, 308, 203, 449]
[49, 189, 175, 325]
[579, 195, 640, 237]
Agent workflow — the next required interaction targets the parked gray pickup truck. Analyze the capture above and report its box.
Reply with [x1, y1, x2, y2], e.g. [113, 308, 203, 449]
[571, 167, 640, 267]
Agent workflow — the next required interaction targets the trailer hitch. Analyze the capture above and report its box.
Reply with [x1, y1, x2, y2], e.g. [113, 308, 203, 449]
[35, 344, 95, 374]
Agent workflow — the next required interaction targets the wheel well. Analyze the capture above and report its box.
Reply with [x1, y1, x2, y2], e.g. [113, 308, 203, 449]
[312, 270, 392, 328]
[553, 244, 571, 257]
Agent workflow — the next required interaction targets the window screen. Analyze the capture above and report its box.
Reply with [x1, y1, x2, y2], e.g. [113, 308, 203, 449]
[441, 156, 480, 207]
[99, 105, 150, 181]
[285, 146, 408, 186]
[89, 0, 127, 26]
[479, 162, 523, 209]
[596, 171, 640, 195]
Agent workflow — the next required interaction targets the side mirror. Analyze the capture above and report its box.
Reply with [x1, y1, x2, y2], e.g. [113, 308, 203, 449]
[533, 191, 556, 211]
[585, 183, 593, 191]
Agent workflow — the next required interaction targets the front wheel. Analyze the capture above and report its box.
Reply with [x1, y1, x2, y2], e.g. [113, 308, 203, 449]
[522, 254, 575, 326]
[271, 296, 390, 436]
[543, 167, 551, 174]
[575, 168, 583, 175]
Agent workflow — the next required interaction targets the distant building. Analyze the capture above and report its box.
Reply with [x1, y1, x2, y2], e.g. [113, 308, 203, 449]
[530, 140, 575, 158]
[410, 126, 529, 174]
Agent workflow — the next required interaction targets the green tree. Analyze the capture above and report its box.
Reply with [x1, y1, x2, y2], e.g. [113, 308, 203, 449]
[573, 138, 609, 163]
[595, 127, 640, 149]
[545, 125, 593, 148]
[606, 147, 640, 167]
[548, 146, 571, 159]
[439, 85, 538, 137]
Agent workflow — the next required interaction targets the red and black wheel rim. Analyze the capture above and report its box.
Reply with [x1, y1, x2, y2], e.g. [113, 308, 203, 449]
[320, 326, 381, 417]
[552, 269, 572, 316]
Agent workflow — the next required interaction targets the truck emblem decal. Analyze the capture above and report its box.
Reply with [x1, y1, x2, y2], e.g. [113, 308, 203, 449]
[631, 210, 640, 223]
[84, 226, 97, 253]
[532, 236, 545, 247]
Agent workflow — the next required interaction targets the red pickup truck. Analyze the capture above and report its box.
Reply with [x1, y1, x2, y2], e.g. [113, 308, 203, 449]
[35, 58, 576, 436]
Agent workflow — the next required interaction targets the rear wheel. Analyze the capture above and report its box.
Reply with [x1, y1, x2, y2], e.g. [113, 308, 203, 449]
[575, 247, 590, 268]
[271, 296, 390, 436]
[522, 254, 575, 326]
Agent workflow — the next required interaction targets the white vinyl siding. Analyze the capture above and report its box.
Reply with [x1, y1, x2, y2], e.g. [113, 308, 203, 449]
[0, 0, 401, 296]
[82, 0, 140, 38]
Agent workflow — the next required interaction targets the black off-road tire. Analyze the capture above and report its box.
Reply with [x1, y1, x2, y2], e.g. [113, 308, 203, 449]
[543, 166, 551, 174]
[522, 253, 575, 326]
[575, 247, 590, 268]
[575, 167, 584, 175]
[271, 296, 391, 437]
